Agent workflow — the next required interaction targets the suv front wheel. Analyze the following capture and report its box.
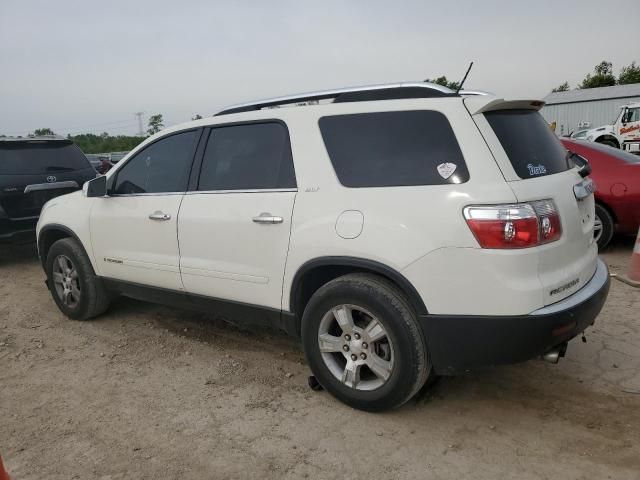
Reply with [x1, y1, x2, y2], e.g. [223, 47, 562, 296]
[46, 237, 111, 320]
[301, 273, 431, 411]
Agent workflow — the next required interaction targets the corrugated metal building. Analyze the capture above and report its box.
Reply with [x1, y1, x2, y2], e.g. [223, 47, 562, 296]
[540, 84, 640, 136]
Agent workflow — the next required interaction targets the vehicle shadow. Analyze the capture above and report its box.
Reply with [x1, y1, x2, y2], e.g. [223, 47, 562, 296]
[107, 294, 302, 355]
[0, 242, 39, 267]
[604, 233, 636, 252]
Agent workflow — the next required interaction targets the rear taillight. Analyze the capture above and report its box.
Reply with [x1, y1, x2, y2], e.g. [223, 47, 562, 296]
[530, 199, 562, 244]
[463, 200, 562, 249]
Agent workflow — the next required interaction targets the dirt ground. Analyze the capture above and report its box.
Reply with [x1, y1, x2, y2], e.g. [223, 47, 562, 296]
[1, 238, 639, 480]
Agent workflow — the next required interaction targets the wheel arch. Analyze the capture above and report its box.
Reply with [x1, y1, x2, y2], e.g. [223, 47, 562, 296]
[289, 256, 428, 332]
[38, 224, 88, 269]
[595, 135, 620, 148]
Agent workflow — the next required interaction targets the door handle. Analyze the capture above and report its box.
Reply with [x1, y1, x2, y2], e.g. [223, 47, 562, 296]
[148, 211, 171, 221]
[252, 212, 283, 224]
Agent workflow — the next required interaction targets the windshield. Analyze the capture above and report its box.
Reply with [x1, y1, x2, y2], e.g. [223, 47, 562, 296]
[612, 109, 623, 125]
[484, 109, 571, 179]
[0, 142, 91, 175]
[571, 130, 588, 139]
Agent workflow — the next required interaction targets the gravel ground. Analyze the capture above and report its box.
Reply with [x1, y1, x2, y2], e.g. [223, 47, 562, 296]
[1, 238, 639, 479]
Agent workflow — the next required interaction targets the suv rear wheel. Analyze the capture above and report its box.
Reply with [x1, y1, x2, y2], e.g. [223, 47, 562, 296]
[46, 238, 111, 320]
[301, 273, 431, 411]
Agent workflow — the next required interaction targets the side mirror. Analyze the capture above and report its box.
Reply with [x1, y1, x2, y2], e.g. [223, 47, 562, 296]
[85, 175, 108, 197]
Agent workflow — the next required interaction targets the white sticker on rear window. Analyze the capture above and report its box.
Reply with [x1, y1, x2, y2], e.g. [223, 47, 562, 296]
[527, 163, 547, 176]
[436, 162, 457, 179]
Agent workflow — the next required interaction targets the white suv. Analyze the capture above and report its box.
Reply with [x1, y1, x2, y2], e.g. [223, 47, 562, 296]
[36, 82, 610, 411]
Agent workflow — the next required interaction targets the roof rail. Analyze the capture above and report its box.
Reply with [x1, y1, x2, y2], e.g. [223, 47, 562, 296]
[215, 82, 458, 116]
[458, 90, 491, 96]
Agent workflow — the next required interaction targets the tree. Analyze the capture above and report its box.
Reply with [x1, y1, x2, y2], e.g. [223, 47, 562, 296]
[424, 76, 460, 91]
[33, 127, 55, 136]
[579, 61, 616, 89]
[191, 114, 203, 120]
[69, 133, 145, 154]
[618, 61, 640, 85]
[147, 114, 164, 135]
[552, 81, 570, 92]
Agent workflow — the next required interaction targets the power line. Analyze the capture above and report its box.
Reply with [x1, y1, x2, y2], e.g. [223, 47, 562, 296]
[64, 123, 140, 136]
[1, 118, 138, 136]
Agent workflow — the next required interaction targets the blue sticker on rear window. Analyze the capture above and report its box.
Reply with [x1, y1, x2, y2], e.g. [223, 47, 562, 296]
[527, 164, 547, 176]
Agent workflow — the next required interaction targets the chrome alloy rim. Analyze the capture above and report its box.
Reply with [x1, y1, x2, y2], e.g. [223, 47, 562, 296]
[318, 304, 395, 391]
[52, 255, 81, 308]
[593, 214, 603, 243]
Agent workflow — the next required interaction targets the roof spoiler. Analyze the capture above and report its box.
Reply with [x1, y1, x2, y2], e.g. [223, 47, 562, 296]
[464, 97, 545, 115]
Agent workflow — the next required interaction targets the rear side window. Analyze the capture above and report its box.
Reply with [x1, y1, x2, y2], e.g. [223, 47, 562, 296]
[0, 142, 90, 175]
[113, 130, 198, 194]
[485, 109, 570, 179]
[319, 111, 469, 187]
[198, 122, 296, 191]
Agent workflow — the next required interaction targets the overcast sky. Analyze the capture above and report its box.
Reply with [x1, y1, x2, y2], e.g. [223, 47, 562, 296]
[1, 0, 639, 137]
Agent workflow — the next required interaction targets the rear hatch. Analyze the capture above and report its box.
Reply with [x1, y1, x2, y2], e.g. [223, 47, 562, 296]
[467, 99, 598, 306]
[0, 140, 95, 219]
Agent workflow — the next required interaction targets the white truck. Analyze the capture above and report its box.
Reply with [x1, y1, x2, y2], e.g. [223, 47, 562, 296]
[585, 102, 640, 154]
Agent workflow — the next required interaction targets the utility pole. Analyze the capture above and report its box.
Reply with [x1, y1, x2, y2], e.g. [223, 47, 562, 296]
[134, 112, 145, 136]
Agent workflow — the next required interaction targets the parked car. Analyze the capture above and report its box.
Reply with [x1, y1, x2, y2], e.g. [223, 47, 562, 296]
[108, 151, 129, 163]
[1, 136, 96, 243]
[85, 154, 101, 171]
[560, 138, 640, 249]
[570, 129, 589, 140]
[85, 154, 113, 174]
[36, 82, 609, 411]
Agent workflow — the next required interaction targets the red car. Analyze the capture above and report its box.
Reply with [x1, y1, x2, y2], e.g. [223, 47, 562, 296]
[561, 138, 640, 249]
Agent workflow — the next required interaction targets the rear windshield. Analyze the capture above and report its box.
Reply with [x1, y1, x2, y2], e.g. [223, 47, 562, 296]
[0, 142, 90, 175]
[485, 109, 570, 179]
[319, 110, 469, 187]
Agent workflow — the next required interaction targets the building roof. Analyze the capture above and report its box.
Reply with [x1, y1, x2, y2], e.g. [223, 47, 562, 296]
[543, 83, 640, 106]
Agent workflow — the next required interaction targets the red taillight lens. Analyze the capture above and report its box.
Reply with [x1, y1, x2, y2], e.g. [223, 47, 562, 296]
[464, 201, 562, 249]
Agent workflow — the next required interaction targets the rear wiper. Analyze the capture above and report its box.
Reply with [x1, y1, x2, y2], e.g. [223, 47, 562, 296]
[567, 151, 592, 178]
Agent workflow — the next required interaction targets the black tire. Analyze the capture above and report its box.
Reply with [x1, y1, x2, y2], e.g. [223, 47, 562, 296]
[301, 273, 431, 412]
[598, 140, 618, 149]
[45, 237, 111, 320]
[594, 203, 614, 250]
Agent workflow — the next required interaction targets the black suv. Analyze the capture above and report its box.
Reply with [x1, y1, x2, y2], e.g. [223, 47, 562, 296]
[0, 136, 96, 243]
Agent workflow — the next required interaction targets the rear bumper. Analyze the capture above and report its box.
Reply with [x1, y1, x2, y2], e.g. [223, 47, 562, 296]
[420, 258, 610, 375]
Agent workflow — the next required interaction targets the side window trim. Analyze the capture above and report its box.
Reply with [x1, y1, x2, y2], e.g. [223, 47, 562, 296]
[109, 128, 203, 196]
[189, 119, 297, 193]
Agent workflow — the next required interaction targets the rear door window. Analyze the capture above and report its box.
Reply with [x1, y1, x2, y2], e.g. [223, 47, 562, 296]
[484, 109, 570, 179]
[197, 122, 296, 191]
[0, 142, 91, 175]
[319, 110, 469, 187]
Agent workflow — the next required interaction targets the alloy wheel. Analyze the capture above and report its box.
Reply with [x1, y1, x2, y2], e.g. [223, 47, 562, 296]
[52, 255, 81, 308]
[317, 304, 395, 391]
